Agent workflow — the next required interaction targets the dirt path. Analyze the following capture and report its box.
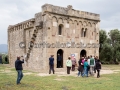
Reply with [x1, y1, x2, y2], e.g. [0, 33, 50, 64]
[36, 69, 120, 77]
[1, 65, 120, 77]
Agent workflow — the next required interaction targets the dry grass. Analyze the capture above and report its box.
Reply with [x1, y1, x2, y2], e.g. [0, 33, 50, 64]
[0, 64, 120, 90]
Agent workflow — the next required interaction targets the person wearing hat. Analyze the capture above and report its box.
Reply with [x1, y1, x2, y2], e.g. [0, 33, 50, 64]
[15, 56, 24, 85]
[49, 55, 55, 74]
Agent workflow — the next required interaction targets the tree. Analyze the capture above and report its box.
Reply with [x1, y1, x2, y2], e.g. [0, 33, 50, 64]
[108, 29, 120, 46]
[108, 29, 120, 62]
[100, 43, 113, 63]
[99, 29, 120, 64]
[99, 30, 107, 52]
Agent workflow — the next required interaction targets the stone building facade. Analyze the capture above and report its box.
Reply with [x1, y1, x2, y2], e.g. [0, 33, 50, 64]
[8, 4, 100, 72]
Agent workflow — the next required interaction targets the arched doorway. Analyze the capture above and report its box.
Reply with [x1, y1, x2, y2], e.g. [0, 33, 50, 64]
[57, 49, 63, 68]
[80, 49, 87, 58]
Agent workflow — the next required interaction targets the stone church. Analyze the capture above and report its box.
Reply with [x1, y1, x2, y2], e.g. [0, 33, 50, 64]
[8, 4, 100, 72]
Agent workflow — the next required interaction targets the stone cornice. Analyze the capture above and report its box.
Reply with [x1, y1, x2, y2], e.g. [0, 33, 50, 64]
[8, 18, 35, 30]
[42, 4, 100, 21]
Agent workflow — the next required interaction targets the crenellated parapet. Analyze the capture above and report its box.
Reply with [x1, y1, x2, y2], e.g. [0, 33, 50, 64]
[8, 18, 35, 32]
[42, 4, 100, 21]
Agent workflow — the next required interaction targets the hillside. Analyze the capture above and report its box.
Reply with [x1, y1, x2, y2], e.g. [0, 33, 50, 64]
[0, 44, 8, 53]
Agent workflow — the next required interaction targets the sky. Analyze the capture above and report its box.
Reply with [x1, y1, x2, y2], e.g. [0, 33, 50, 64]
[0, 0, 120, 44]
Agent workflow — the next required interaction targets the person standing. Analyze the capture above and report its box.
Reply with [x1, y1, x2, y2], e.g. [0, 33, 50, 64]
[77, 58, 84, 77]
[87, 56, 90, 65]
[15, 56, 24, 85]
[96, 59, 101, 78]
[49, 55, 55, 74]
[82, 59, 89, 77]
[57, 54, 62, 68]
[71, 57, 76, 71]
[66, 57, 72, 74]
[94, 56, 98, 73]
[87, 56, 90, 74]
[89, 55, 95, 76]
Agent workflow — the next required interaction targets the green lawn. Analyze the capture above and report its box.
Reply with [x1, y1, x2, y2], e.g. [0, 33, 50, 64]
[0, 65, 120, 90]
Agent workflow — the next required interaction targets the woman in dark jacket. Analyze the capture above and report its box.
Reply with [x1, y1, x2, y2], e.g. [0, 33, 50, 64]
[95, 60, 101, 78]
[77, 57, 84, 77]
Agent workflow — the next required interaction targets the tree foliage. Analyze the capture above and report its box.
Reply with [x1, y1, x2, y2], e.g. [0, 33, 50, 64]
[0, 54, 9, 64]
[99, 29, 120, 64]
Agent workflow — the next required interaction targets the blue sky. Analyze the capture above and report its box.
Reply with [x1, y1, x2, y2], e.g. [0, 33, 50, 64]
[0, 0, 120, 44]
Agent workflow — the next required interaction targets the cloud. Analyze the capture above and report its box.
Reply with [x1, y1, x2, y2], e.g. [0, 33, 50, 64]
[0, 0, 120, 44]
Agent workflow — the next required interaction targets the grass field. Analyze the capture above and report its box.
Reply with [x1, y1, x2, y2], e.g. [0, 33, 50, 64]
[0, 64, 120, 90]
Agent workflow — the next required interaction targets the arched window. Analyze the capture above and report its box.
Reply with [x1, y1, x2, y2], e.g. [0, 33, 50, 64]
[58, 24, 63, 35]
[81, 28, 87, 37]
[29, 30, 30, 37]
[84, 28, 87, 37]
[81, 28, 84, 37]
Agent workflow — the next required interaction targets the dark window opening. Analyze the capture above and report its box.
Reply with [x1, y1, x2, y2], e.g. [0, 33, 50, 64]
[84, 28, 87, 37]
[57, 49, 63, 68]
[29, 30, 30, 37]
[80, 49, 86, 58]
[81, 28, 84, 37]
[81, 28, 87, 37]
[58, 24, 63, 35]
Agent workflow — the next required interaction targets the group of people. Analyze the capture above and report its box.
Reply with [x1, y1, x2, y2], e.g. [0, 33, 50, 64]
[77, 56, 101, 78]
[15, 54, 101, 85]
[49, 55, 77, 74]
[49, 55, 101, 78]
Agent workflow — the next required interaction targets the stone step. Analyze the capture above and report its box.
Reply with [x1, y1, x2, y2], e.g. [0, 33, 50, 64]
[55, 67, 78, 72]
[55, 68, 66, 72]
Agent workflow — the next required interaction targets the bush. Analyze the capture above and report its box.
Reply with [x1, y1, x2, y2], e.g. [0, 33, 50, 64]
[109, 60, 114, 64]
[2, 54, 9, 64]
[115, 61, 119, 65]
[101, 61, 110, 65]
[101, 61, 105, 64]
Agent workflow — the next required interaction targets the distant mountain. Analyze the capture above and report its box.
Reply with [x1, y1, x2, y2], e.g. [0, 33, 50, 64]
[0, 44, 8, 53]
